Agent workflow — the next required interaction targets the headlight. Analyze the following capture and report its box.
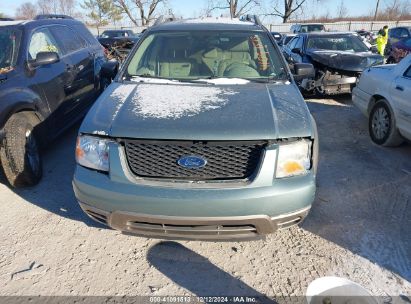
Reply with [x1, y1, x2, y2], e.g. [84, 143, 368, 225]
[75, 135, 111, 172]
[276, 139, 312, 178]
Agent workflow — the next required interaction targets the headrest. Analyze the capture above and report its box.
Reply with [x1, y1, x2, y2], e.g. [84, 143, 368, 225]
[230, 40, 250, 52]
[203, 48, 220, 58]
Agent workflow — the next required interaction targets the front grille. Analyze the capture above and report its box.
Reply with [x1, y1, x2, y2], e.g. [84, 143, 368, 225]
[124, 140, 266, 181]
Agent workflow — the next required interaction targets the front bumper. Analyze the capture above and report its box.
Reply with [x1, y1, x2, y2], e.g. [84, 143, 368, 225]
[78, 202, 311, 240]
[73, 143, 316, 240]
[352, 86, 372, 116]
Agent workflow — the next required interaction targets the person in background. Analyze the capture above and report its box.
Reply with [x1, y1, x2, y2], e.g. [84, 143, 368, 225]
[376, 25, 389, 56]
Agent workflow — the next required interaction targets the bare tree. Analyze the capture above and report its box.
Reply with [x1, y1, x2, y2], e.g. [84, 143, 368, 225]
[383, 0, 411, 20]
[265, 0, 325, 23]
[37, 0, 79, 16]
[206, 0, 260, 18]
[336, 0, 348, 19]
[114, 0, 165, 26]
[15, 2, 38, 19]
[81, 0, 122, 34]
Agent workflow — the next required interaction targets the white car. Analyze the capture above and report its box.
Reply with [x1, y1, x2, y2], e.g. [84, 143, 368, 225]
[352, 54, 411, 146]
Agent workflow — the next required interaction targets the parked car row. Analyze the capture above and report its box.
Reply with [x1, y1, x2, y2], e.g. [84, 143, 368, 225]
[0, 15, 409, 242]
[97, 29, 141, 63]
[282, 31, 383, 95]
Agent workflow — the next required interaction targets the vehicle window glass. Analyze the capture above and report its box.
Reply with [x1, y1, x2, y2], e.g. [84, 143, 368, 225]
[404, 65, 411, 78]
[0, 26, 22, 71]
[306, 35, 369, 52]
[399, 28, 409, 38]
[74, 24, 98, 46]
[126, 31, 288, 81]
[287, 37, 298, 49]
[283, 36, 294, 45]
[295, 37, 303, 50]
[391, 28, 399, 38]
[404, 38, 411, 47]
[28, 27, 62, 60]
[50, 26, 84, 55]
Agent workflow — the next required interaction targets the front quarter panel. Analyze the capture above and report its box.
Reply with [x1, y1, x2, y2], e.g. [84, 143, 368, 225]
[0, 71, 48, 130]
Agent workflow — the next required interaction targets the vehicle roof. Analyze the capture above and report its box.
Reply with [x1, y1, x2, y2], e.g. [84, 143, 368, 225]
[294, 23, 324, 26]
[102, 29, 132, 32]
[150, 17, 261, 32]
[391, 26, 411, 29]
[301, 31, 358, 37]
[0, 18, 84, 29]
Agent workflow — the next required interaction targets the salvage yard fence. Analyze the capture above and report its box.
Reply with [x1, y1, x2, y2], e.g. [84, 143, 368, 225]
[87, 20, 411, 36]
[268, 20, 411, 33]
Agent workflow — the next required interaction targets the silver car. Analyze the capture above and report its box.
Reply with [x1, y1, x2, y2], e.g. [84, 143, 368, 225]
[353, 54, 411, 146]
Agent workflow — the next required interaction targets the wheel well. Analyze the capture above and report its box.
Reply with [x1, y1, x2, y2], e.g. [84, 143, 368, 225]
[368, 95, 385, 114]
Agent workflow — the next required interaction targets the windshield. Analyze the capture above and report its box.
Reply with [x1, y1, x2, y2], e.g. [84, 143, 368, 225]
[0, 26, 21, 73]
[307, 35, 369, 52]
[126, 30, 288, 81]
[101, 31, 132, 38]
[301, 24, 325, 32]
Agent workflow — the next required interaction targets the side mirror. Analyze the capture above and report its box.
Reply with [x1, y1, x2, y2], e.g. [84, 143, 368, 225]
[293, 63, 315, 81]
[292, 48, 302, 55]
[101, 60, 119, 80]
[31, 52, 59, 68]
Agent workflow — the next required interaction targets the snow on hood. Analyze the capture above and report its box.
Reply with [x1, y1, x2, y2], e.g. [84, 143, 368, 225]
[193, 78, 250, 85]
[131, 84, 238, 119]
[109, 84, 136, 119]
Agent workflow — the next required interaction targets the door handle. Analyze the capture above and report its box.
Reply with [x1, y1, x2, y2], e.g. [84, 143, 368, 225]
[66, 64, 74, 71]
[396, 85, 404, 91]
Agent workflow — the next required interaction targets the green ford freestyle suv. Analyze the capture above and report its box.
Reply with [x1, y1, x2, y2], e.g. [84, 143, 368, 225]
[73, 16, 319, 240]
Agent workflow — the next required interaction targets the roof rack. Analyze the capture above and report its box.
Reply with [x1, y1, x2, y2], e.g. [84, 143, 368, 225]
[34, 14, 74, 20]
[0, 17, 15, 21]
[240, 14, 263, 27]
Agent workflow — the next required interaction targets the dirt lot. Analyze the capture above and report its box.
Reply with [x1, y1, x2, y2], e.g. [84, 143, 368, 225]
[0, 96, 410, 298]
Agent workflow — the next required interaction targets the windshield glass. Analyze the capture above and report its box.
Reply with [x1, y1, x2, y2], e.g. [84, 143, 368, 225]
[307, 35, 369, 52]
[301, 24, 325, 32]
[126, 31, 287, 81]
[101, 31, 132, 38]
[0, 26, 21, 73]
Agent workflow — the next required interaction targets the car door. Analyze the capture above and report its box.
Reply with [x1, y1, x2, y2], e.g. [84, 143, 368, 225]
[390, 63, 411, 138]
[26, 26, 70, 138]
[50, 25, 95, 121]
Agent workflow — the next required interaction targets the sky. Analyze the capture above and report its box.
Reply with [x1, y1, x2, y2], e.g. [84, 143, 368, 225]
[0, 0, 380, 23]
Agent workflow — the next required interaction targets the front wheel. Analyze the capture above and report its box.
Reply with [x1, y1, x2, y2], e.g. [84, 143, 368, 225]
[0, 112, 42, 187]
[368, 100, 404, 147]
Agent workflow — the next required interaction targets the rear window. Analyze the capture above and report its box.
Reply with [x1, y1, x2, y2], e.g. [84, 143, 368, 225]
[101, 31, 131, 38]
[300, 24, 325, 33]
[50, 26, 85, 54]
[73, 24, 99, 46]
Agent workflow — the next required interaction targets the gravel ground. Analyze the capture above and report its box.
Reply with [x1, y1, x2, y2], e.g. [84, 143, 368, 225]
[0, 96, 410, 298]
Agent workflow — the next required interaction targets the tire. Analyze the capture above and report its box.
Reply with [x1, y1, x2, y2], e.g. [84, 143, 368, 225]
[368, 100, 404, 147]
[0, 112, 42, 187]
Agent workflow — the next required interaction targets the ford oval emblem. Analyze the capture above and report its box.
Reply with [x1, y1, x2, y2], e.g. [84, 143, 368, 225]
[177, 155, 207, 169]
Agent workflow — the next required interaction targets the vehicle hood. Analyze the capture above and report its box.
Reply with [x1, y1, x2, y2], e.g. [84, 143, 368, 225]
[306, 49, 384, 72]
[80, 81, 313, 140]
